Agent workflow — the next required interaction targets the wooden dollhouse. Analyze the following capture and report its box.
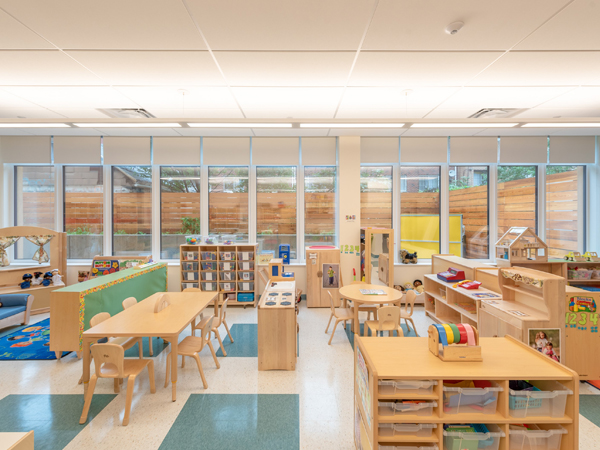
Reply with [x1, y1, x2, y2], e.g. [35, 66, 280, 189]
[495, 227, 548, 267]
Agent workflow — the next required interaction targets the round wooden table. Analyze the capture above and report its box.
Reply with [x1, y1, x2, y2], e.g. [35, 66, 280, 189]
[339, 284, 403, 335]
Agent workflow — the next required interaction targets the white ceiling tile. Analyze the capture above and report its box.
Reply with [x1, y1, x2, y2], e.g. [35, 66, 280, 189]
[336, 108, 431, 119]
[340, 87, 459, 111]
[2, 86, 138, 108]
[176, 128, 254, 137]
[522, 87, 600, 109]
[216, 52, 354, 86]
[0, 0, 206, 50]
[363, 0, 569, 50]
[0, 51, 102, 85]
[436, 87, 573, 109]
[470, 52, 600, 86]
[0, 89, 40, 108]
[425, 108, 485, 119]
[516, 1, 600, 50]
[47, 109, 114, 119]
[149, 108, 244, 119]
[252, 128, 329, 136]
[114, 87, 239, 109]
[185, 0, 376, 50]
[67, 51, 226, 86]
[515, 107, 600, 119]
[349, 52, 501, 86]
[243, 109, 336, 119]
[0, 107, 64, 119]
[0, 10, 53, 49]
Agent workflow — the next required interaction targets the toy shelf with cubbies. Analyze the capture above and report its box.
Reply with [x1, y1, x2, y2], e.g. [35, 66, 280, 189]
[355, 335, 578, 450]
[180, 244, 258, 307]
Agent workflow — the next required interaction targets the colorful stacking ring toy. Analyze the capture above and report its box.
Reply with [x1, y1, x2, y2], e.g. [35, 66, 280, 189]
[448, 324, 461, 344]
[456, 324, 468, 344]
[463, 323, 477, 346]
[441, 324, 454, 344]
[433, 324, 448, 346]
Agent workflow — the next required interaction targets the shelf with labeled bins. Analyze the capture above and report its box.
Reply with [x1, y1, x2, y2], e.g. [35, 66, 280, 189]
[355, 335, 578, 450]
[180, 244, 258, 307]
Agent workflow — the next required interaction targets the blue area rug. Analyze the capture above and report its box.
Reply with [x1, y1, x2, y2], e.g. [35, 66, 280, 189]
[159, 394, 299, 450]
[216, 323, 258, 357]
[580, 394, 600, 426]
[124, 337, 168, 358]
[0, 318, 70, 360]
[344, 322, 416, 349]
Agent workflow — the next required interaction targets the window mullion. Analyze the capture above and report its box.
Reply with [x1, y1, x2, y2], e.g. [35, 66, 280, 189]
[151, 165, 160, 260]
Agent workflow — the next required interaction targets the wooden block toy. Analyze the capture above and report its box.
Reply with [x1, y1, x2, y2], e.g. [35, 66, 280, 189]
[428, 323, 482, 362]
[269, 259, 295, 281]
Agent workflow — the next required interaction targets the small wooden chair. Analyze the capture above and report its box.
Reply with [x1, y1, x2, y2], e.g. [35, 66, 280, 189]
[365, 306, 404, 337]
[258, 267, 269, 285]
[79, 343, 156, 426]
[401, 289, 419, 336]
[207, 299, 234, 356]
[122, 296, 154, 356]
[325, 291, 354, 345]
[165, 315, 220, 389]
[347, 280, 378, 321]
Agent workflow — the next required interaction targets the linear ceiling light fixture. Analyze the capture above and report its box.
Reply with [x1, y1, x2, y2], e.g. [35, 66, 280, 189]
[411, 123, 518, 128]
[74, 123, 181, 128]
[300, 123, 405, 128]
[522, 123, 600, 128]
[0, 123, 70, 128]
[188, 123, 292, 128]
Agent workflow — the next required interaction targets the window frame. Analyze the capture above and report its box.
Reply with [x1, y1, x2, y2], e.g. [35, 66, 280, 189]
[207, 165, 250, 241]
[303, 165, 337, 248]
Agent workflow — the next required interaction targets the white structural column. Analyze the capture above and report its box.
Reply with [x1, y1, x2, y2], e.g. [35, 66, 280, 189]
[338, 136, 361, 285]
[588, 137, 600, 251]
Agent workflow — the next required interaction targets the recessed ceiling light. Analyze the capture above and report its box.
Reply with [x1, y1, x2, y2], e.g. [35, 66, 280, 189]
[300, 123, 405, 128]
[522, 123, 600, 128]
[411, 123, 518, 128]
[187, 123, 292, 128]
[74, 123, 181, 128]
[0, 123, 70, 128]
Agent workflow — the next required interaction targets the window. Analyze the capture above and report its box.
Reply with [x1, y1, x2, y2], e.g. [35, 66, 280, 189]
[498, 166, 537, 239]
[64, 166, 103, 259]
[449, 165, 489, 259]
[112, 166, 152, 256]
[256, 167, 297, 257]
[400, 166, 441, 259]
[208, 167, 249, 242]
[305, 166, 336, 246]
[360, 166, 392, 228]
[160, 166, 200, 259]
[14, 166, 55, 259]
[546, 166, 585, 258]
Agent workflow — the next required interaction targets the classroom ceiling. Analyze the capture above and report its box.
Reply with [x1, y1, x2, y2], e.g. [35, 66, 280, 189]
[0, 0, 599, 136]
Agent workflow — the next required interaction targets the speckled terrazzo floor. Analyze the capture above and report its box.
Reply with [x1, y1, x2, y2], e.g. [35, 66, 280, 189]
[0, 304, 599, 449]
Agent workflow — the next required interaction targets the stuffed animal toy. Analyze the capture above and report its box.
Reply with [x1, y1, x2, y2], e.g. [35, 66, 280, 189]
[32, 271, 43, 286]
[403, 282, 414, 291]
[400, 249, 418, 264]
[394, 284, 405, 292]
[52, 269, 64, 286]
[20, 273, 33, 289]
[413, 279, 424, 293]
[42, 271, 53, 286]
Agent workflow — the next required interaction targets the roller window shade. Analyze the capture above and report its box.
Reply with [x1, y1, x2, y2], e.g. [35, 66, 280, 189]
[103, 137, 150, 165]
[499, 137, 547, 163]
[203, 137, 250, 165]
[549, 136, 596, 164]
[302, 137, 336, 166]
[252, 137, 299, 165]
[401, 137, 447, 163]
[361, 137, 399, 163]
[54, 137, 101, 164]
[153, 137, 200, 165]
[0, 136, 51, 163]
[450, 137, 497, 163]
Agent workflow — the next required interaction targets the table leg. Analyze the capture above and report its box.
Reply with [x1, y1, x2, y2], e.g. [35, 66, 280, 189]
[354, 301, 360, 335]
[171, 335, 178, 402]
[82, 337, 92, 395]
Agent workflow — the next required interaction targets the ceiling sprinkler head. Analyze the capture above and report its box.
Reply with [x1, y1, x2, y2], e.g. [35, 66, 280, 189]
[445, 21, 464, 35]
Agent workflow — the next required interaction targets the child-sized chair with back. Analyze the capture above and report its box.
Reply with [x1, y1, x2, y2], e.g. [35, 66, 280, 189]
[79, 343, 156, 426]
[193, 298, 233, 356]
[401, 289, 419, 337]
[122, 296, 155, 356]
[365, 306, 404, 337]
[325, 291, 354, 345]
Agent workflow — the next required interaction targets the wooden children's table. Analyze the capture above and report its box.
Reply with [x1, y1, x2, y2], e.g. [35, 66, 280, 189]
[339, 284, 403, 335]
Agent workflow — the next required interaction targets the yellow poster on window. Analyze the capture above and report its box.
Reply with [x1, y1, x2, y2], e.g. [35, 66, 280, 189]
[400, 214, 463, 259]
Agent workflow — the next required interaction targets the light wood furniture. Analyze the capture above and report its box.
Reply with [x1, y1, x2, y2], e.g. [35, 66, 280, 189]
[496, 226, 548, 266]
[431, 254, 485, 280]
[88, 255, 151, 278]
[0, 294, 33, 330]
[181, 243, 258, 307]
[339, 283, 402, 335]
[80, 343, 156, 426]
[365, 306, 403, 337]
[305, 246, 341, 308]
[165, 315, 220, 389]
[0, 431, 34, 450]
[378, 253, 390, 284]
[122, 297, 137, 310]
[326, 290, 355, 344]
[257, 279, 297, 370]
[560, 258, 600, 285]
[354, 335, 579, 450]
[428, 324, 482, 362]
[474, 267, 502, 293]
[350, 280, 378, 321]
[400, 289, 419, 336]
[50, 263, 167, 359]
[0, 226, 67, 313]
[193, 298, 233, 357]
[81, 290, 217, 402]
[360, 228, 394, 287]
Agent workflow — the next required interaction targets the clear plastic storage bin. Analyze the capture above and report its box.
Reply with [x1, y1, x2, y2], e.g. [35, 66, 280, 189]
[444, 424, 504, 450]
[185, 251, 199, 261]
[238, 261, 254, 271]
[220, 272, 235, 281]
[185, 235, 202, 244]
[378, 423, 436, 439]
[203, 235, 218, 245]
[378, 401, 437, 417]
[201, 272, 216, 281]
[378, 445, 438, 450]
[219, 261, 236, 271]
[182, 262, 198, 271]
[238, 282, 254, 292]
[238, 251, 254, 261]
[221, 235, 236, 245]
[220, 282, 236, 292]
[183, 272, 198, 281]
[508, 424, 567, 450]
[238, 271, 255, 281]
[182, 282, 199, 289]
[508, 380, 572, 419]
[379, 380, 438, 396]
[201, 251, 217, 261]
[220, 251, 236, 261]
[202, 262, 217, 271]
[443, 382, 503, 415]
[201, 282, 217, 291]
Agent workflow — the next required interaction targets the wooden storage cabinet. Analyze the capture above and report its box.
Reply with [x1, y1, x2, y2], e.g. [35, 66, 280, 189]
[306, 246, 340, 308]
[361, 228, 394, 286]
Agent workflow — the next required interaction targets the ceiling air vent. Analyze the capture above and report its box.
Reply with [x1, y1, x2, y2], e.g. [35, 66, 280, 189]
[468, 108, 526, 119]
[97, 108, 156, 119]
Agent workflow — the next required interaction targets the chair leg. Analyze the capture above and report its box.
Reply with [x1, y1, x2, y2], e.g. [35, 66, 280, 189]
[325, 313, 333, 333]
[408, 318, 419, 336]
[182, 355, 185, 368]
[147, 360, 156, 394]
[223, 320, 234, 343]
[193, 354, 208, 389]
[164, 351, 171, 388]
[328, 319, 340, 345]
[114, 378, 121, 393]
[207, 341, 220, 369]
[214, 328, 227, 357]
[149, 337, 154, 356]
[123, 375, 136, 426]
[79, 375, 98, 424]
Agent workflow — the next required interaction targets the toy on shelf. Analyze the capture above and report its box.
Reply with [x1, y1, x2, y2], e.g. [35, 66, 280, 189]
[583, 252, 600, 262]
[428, 323, 482, 362]
[279, 244, 291, 264]
[564, 251, 586, 262]
[496, 227, 548, 266]
[42, 271, 52, 286]
[185, 235, 201, 245]
[437, 268, 466, 283]
[453, 280, 482, 290]
[51, 269, 64, 286]
[413, 279, 424, 294]
[400, 249, 418, 264]
[32, 271, 43, 286]
[20, 273, 32, 289]
[269, 258, 295, 281]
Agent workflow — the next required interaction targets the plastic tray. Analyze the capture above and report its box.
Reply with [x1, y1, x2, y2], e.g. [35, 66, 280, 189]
[220, 251, 236, 261]
[379, 380, 438, 396]
[238, 293, 254, 303]
[238, 282, 254, 292]
[182, 282, 199, 289]
[201, 282, 217, 291]
[201, 272, 217, 281]
[182, 262, 198, 271]
[238, 251, 254, 261]
[238, 271, 255, 281]
[508, 380, 572, 418]
[183, 271, 198, 281]
[202, 262, 217, 271]
[184, 251, 199, 261]
[444, 423, 504, 450]
[443, 381, 503, 415]
[220, 282, 236, 292]
[238, 261, 254, 271]
[219, 261, 236, 271]
[201, 252, 217, 261]
[379, 423, 436, 438]
[220, 272, 235, 281]
[378, 401, 437, 417]
[508, 424, 567, 450]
